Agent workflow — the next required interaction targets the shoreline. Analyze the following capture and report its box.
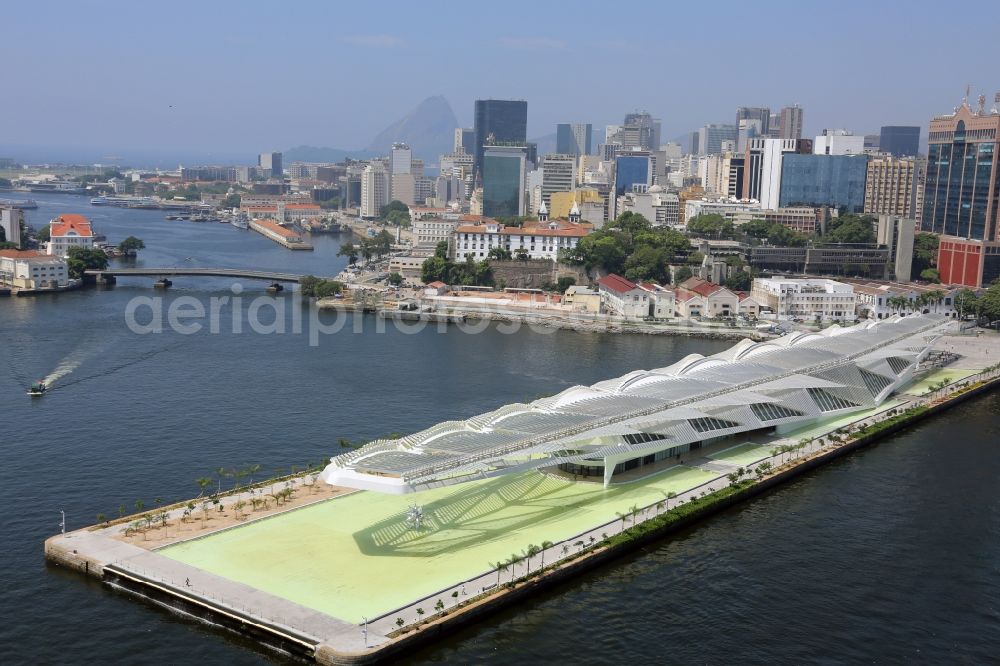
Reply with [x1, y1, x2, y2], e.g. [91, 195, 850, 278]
[44, 360, 1000, 664]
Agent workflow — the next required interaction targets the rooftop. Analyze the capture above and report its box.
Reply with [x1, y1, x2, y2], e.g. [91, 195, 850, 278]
[49, 214, 93, 238]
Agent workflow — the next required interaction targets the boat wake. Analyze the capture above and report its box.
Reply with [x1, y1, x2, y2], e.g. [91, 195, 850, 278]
[51, 341, 185, 392]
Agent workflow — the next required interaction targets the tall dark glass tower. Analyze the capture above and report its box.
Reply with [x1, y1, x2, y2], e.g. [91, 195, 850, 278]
[879, 126, 920, 157]
[473, 100, 528, 179]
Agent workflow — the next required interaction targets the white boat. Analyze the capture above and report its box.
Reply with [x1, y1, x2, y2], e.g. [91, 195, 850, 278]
[230, 217, 249, 229]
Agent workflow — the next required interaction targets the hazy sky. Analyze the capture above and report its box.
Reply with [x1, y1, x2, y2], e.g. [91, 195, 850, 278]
[3, 0, 999, 162]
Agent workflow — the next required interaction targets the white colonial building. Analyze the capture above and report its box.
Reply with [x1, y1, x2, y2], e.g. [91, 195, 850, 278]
[0, 249, 70, 289]
[451, 214, 593, 261]
[47, 214, 94, 257]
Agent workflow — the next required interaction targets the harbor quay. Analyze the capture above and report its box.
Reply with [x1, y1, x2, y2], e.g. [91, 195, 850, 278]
[45, 317, 1000, 664]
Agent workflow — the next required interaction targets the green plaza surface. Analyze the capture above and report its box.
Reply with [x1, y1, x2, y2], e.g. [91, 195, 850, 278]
[708, 442, 774, 466]
[160, 466, 718, 623]
[902, 368, 979, 396]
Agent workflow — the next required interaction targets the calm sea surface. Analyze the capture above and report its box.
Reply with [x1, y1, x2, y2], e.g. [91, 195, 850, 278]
[1, 193, 998, 664]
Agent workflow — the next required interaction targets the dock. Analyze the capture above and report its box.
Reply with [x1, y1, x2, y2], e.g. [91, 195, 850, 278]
[249, 219, 314, 250]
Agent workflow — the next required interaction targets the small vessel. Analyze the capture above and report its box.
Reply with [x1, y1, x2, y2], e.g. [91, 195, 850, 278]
[0, 198, 38, 209]
[230, 217, 249, 230]
[27, 380, 46, 397]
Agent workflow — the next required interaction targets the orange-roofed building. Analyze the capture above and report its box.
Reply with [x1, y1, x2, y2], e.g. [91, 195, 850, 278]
[676, 276, 739, 318]
[47, 214, 95, 257]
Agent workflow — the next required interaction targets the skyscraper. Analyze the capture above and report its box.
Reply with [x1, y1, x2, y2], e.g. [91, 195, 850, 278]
[743, 138, 799, 207]
[607, 112, 661, 152]
[778, 105, 804, 140]
[481, 145, 527, 217]
[779, 153, 869, 212]
[922, 96, 1000, 287]
[696, 124, 738, 155]
[473, 100, 528, 179]
[879, 126, 920, 157]
[258, 152, 283, 178]
[556, 123, 593, 157]
[736, 107, 771, 136]
[390, 143, 412, 175]
[454, 128, 475, 154]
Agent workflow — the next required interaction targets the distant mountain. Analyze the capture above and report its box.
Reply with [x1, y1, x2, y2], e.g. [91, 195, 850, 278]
[365, 95, 459, 164]
[283, 145, 374, 164]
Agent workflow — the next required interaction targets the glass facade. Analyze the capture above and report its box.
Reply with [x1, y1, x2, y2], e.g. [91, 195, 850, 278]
[614, 155, 651, 198]
[473, 100, 528, 178]
[921, 123, 998, 241]
[482, 152, 524, 217]
[879, 126, 920, 157]
[556, 123, 592, 157]
[778, 154, 869, 212]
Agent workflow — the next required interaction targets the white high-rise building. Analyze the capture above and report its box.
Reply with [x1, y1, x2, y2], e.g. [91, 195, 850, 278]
[391, 143, 412, 175]
[1, 206, 23, 247]
[540, 154, 576, 209]
[360, 162, 389, 219]
[814, 129, 865, 156]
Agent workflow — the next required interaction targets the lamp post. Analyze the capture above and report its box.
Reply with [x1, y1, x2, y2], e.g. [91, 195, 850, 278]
[59, 509, 65, 534]
[361, 616, 368, 648]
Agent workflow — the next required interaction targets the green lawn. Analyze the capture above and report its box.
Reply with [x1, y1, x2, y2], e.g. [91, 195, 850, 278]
[160, 466, 718, 623]
[708, 442, 774, 466]
[902, 368, 979, 396]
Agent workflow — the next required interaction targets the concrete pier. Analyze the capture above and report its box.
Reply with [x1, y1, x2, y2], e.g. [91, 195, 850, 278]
[44, 339, 1000, 664]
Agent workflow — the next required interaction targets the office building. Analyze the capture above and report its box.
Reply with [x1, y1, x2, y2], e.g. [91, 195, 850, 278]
[922, 96, 1000, 287]
[454, 128, 475, 154]
[876, 214, 916, 282]
[752, 278, 856, 322]
[814, 129, 865, 156]
[473, 100, 528, 179]
[879, 126, 920, 157]
[391, 143, 412, 175]
[607, 112, 661, 152]
[617, 185, 679, 226]
[360, 161, 389, 219]
[540, 154, 576, 209]
[696, 124, 738, 155]
[556, 123, 593, 157]
[779, 154, 869, 212]
[1, 206, 23, 247]
[736, 107, 771, 136]
[777, 105, 804, 140]
[481, 145, 527, 217]
[611, 152, 652, 219]
[864, 156, 921, 218]
[743, 138, 799, 208]
[258, 152, 283, 178]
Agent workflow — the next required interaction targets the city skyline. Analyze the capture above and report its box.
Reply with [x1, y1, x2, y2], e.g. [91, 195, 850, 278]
[3, 0, 999, 162]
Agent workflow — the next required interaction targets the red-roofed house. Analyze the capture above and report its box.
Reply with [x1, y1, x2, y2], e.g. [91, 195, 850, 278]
[47, 214, 94, 257]
[597, 274, 673, 319]
[677, 277, 739, 318]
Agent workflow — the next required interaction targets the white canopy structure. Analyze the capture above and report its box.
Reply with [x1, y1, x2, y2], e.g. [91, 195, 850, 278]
[320, 315, 951, 494]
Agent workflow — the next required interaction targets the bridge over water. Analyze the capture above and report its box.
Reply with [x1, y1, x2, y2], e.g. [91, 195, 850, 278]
[84, 268, 336, 287]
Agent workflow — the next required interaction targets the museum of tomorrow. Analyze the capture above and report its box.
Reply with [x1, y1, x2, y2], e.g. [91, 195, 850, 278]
[320, 315, 951, 494]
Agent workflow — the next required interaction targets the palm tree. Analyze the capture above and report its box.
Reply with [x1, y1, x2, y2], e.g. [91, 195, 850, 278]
[96, 513, 106, 526]
[196, 477, 212, 497]
[248, 464, 262, 485]
[524, 544, 541, 574]
[539, 540, 554, 569]
[117, 504, 126, 519]
[216, 467, 228, 495]
[134, 499, 144, 515]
